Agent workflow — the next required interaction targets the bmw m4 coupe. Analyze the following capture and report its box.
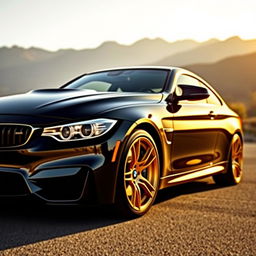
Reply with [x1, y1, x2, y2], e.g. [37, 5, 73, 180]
[0, 67, 243, 216]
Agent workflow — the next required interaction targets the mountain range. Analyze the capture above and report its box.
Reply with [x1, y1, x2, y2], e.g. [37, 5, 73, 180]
[0, 36, 255, 105]
[185, 51, 256, 103]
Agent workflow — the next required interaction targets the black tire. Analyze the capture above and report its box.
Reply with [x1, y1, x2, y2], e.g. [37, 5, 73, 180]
[213, 134, 243, 186]
[115, 129, 160, 218]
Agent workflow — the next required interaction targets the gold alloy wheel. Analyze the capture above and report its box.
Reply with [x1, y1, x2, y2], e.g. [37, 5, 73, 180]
[123, 136, 159, 213]
[231, 134, 243, 183]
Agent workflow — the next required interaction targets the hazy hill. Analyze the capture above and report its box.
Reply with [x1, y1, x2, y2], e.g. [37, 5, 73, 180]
[154, 36, 256, 66]
[184, 52, 256, 103]
[0, 46, 60, 70]
[0, 36, 256, 102]
[0, 38, 202, 95]
[0, 38, 200, 71]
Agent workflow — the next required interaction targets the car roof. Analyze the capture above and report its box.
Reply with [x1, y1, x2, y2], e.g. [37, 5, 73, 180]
[87, 66, 184, 74]
[86, 65, 210, 86]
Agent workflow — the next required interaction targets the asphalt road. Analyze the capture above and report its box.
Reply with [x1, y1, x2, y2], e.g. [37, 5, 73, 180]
[0, 144, 255, 256]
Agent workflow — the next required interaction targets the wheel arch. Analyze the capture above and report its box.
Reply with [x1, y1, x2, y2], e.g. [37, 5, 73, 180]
[234, 129, 244, 142]
[228, 129, 244, 159]
[133, 121, 165, 178]
[221, 129, 243, 174]
[114, 123, 163, 216]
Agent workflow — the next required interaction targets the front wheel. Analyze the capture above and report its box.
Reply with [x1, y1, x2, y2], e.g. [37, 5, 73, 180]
[115, 130, 160, 217]
[213, 134, 243, 186]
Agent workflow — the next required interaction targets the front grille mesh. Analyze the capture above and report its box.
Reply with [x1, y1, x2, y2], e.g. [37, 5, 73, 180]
[0, 125, 32, 147]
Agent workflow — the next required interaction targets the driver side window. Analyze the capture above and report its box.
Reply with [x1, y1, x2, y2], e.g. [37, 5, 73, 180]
[78, 81, 112, 91]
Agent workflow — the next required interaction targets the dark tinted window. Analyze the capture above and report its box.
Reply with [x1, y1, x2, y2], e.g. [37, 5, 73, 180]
[177, 74, 201, 87]
[64, 69, 168, 93]
[199, 82, 222, 105]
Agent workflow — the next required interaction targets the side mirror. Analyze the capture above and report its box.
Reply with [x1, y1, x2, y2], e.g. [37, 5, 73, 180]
[167, 84, 210, 104]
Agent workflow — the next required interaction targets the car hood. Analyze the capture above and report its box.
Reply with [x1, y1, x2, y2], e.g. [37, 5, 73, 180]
[0, 89, 162, 120]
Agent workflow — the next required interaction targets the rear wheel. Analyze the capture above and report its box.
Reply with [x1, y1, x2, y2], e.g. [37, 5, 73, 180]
[115, 130, 160, 217]
[213, 134, 243, 186]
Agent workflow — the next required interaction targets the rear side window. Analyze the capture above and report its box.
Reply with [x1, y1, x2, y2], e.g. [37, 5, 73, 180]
[199, 81, 222, 106]
[177, 74, 222, 105]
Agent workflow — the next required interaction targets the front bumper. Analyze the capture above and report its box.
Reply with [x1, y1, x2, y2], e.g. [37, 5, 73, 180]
[0, 120, 132, 204]
[0, 164, 91, 203]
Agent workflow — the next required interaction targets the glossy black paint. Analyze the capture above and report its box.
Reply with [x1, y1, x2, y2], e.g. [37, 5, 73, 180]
[0, 67, 242, 205]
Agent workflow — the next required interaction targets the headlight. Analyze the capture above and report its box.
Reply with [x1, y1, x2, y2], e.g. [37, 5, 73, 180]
[42, 118, 117, 142]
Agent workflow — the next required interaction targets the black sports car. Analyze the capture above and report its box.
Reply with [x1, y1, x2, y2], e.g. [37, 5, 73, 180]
[0, 67, 243, 216]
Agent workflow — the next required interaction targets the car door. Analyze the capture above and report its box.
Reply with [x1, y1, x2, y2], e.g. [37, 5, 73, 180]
[171, 74, 218, 173]
[202, 81, 230, 165]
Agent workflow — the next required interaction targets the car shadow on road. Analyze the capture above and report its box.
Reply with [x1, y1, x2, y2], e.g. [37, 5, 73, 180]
[0, 200, 126, 251]
[0, 177, 221, 251]
[155, 177, 220, 204]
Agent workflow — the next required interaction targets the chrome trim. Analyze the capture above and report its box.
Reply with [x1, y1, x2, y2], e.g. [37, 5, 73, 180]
[163, 127, 174, 144]
[167, 166, 225, 184]
[59, 126, 75, 141]
[42, 118, 117, 142]
[163, 128, 174, 133]
[160, 161, 228, 180]
[0, 123, 37, 148]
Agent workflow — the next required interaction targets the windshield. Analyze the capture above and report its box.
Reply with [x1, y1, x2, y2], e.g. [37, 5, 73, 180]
[64, 69, 169, 93]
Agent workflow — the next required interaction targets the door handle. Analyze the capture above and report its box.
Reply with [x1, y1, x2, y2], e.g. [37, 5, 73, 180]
[208, 111, 215, 119]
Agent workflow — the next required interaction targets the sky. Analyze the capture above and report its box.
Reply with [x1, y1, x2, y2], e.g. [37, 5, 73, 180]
[0, 0, 256, 51]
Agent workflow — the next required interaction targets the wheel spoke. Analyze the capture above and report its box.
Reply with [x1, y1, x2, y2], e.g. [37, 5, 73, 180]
[135, 183, 142, 209]
[235, 147, 242, 155]
[139, 154, 156, 170]
[235, 139, 240, 151]
[138, 176, 155, 198]
[137, 146, 156, 170]
[131, 139, 141, 168]
[233, 161, 241, 177]
[233, 138, 242, 164]
[233, 138, 242, 159]
[131, 182, 141, 209]
[232, 145, 236, 158]
[130, 182, 136, 205]
[124, 170, 133, 181]
[134, 139, 141, 162]
[139, 147, 153, 164]
[235, 146, 242, 158]
[232, 140, 238, 157]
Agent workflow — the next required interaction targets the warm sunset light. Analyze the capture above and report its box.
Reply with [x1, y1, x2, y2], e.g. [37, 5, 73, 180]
[0, 1, 256, 255]
[0, 0, 255, 50]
